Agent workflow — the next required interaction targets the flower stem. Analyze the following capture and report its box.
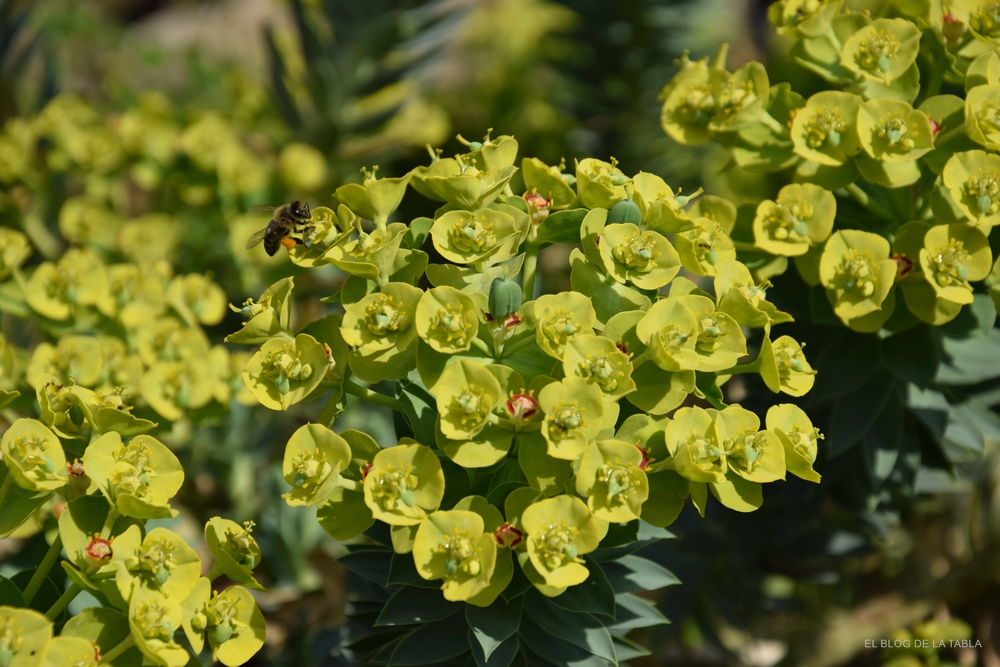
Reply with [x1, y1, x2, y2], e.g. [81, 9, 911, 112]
[317, 387, 344, 427]
[205, 563, 223, 583]
[499, 335, 536, 359]
[470, 337, 493, 357]
[493, 416, 517, 432]
[0, 474, 12, 509]
[99, 509, 121, 540]
[842, 184, 897, 224]
[719, 357, 762, 376]
[20, 209, 61, 260]
[339, 478, 360, 492]
[343, 378, 403, 413]
[46, 582, 82, 620]
[922, 53, 945, 99]
[99, 636, 136, 665]
[630, 350, 651, 369]
[23, 535, 63, 605]
[522, 248, 539, 301]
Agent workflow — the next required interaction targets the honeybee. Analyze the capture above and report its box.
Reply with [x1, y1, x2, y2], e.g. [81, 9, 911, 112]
[245, 201, 312, 256]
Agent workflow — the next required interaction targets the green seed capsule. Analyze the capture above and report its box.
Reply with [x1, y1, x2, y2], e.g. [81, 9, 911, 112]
[978, 195, 993, 214]
[213, 622, 234, 644]
[607, 197, 642, 225]
[489, 277, 523, 319]
[275, 372, 290, 395]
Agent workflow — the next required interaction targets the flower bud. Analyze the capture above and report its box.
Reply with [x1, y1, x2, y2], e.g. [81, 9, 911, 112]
[607, 197, 642, 225]
[212, 622, 234, 645]
[488, 277, 522, 319]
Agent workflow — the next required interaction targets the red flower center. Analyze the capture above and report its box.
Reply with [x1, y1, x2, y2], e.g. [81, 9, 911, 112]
[494, 522, 524, 549]
[891, 253, 914, 278]
[86, 535, 113, 561]
[505, 392, 539, 420]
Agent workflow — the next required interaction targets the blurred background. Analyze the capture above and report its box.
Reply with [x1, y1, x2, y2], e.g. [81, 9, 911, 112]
[2, 0, 1000, 665]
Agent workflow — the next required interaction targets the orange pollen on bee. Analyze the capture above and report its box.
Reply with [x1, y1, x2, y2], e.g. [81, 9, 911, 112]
[281, 237, 298, 249]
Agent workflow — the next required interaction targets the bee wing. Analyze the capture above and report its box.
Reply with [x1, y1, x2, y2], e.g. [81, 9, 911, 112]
[247, 205, 277, 217]
[245, 228, 269, 249]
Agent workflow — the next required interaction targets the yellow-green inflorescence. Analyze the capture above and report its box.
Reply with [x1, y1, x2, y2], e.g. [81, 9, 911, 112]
[204, 118, 840, 606]
[412, 510, 498, 602]
[563, 334, 636, 400]
[1, 418, 68, 492]
[532, 291, 596, 359]
[819, 230, 897, 330]
[83, 433, 184, 519]
[416, 286, 480, 354]
[18, 1, 1000, 643]
[944, 150, 1000, 225]
[521, 495, 600, 590]
[0, 607, 51, 667]
[842, 19, 920, 85]
[576, 440, 649, 522]
[363, 442, 445, 525]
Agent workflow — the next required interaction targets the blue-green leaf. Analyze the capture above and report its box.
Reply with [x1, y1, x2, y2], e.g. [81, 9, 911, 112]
[548, 557, 616, 619]
[395, 374, 438, 445]
[600, 555, 679, 594]
[389, 617, 471, 666]
[882, 325, 938, 389]
[519, 617, 615, 667]
[339, 545, 392, 586]
[524, 592, 616, 663]
[862, 387, 904, 489]
[376, 586, 462, 626]
[469, 631, 519, 667]
[828, 369, 894, 457]
[610, 593, 669, 632]
[467, 596, 523, 663]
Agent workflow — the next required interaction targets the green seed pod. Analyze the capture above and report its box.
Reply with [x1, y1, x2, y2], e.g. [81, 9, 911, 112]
[213, 622, 234, 644]
[607, 197, 642, 225]
[489, 277, 523, 319]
